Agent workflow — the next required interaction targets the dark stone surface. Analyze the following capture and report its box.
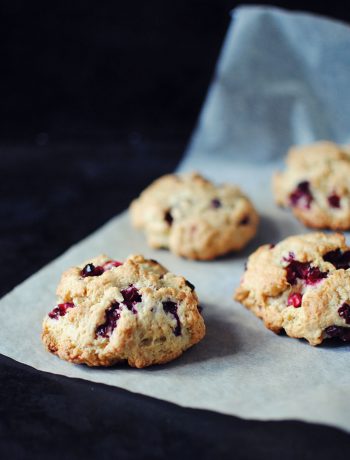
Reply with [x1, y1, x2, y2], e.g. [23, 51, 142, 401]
[1, 1, 350, 458]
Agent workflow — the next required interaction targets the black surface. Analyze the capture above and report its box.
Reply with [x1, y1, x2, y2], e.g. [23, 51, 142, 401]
[0, 142, 182, 297]
[2, 353, 350, 460]
[1, 1, 350, 458]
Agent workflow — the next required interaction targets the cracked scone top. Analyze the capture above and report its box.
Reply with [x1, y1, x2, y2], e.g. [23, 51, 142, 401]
[273, 141, 350, 230]
[130, 172, 259, 260]
[42, 254, 205, 368]
[234, 232, 350, 345]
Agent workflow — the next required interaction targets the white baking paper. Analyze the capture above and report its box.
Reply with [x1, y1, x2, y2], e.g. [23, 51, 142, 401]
[1, 6, 350, 432]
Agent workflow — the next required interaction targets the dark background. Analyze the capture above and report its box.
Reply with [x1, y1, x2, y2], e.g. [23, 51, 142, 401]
[1, 1, 350, 458]
[2, 1, 350, 143]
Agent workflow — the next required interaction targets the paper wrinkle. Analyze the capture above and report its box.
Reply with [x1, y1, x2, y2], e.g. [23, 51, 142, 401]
[181, 6, 350, 172]
[1, 6, 350, 432]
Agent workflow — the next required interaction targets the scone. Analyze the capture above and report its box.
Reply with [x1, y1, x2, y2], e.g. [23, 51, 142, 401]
[42, 254, 205, 368]
[234, 232, 350, 345]
[130, 172, 259, 260]
[273, 141, 350, 230]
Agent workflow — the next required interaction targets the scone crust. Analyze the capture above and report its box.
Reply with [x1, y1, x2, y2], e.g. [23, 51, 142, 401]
[234, 232, 350, 345]
[130, 172, 259, 260]
[273, 141, 350, 230]
[42, 254, 205, 368]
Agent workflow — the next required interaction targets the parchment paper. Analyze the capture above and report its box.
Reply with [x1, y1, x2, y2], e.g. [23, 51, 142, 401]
[1, 6, 350, 432]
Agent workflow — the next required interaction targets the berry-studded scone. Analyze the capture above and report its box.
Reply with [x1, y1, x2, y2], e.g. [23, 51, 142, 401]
[42, 254, 205, 368]
[130, 172, 259, 260]
[273, 141, 350, 230]
[234, 232, 350, 345]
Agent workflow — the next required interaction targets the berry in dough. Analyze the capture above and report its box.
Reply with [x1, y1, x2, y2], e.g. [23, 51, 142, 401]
[273, 141, 350, 230]
[234, 232, 350, 345]
[42, 254, 205, 367]
[130, 172, 259, 260]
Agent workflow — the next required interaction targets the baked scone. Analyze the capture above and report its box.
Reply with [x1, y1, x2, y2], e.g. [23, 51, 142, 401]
[273, 141, 350, 230]
[234, 232, 350, 345]
[42, 254, 205, 368]
[130, 172, 259, 260]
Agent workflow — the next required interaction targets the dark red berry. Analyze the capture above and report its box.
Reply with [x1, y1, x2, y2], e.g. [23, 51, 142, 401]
[286, 261, 327, 285]
[338, 303, 350, 324]
[287, 292, 303, 308]
[164, 210, 173, 226]
[323, 249, 350, 270]
[121, 285, 142, 313]
[96, 301, 120, 338]
[289, 181, 313, 209]
[239, 215, 250, 225]
[306, 266, 328, 284]
[81, 263, 104, 278]
[102, 260, 123, 271]
[211, 198, 221, 208]
[328, 193, 341, 208]
[325, 325, 350, 342]
[96, 286, 142, 339]
[48, 302, 75, 319]
[163, 301, 181, 336]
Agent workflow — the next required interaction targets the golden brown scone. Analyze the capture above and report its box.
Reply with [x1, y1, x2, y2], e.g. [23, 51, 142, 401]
[130, 172, 259, 260]
[42, 254, 205, 368]
[234, 232, 350, 345]
[273, 141, 350, 230]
